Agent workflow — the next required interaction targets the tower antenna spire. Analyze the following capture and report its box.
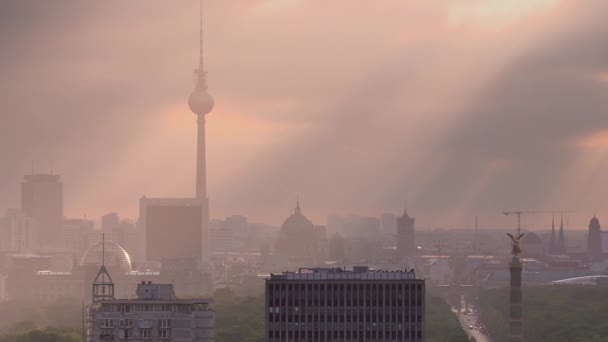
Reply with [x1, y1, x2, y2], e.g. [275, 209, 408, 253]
[102, 233, 105, 268]
[194, 0, 208, 91]
[199, 0, 204, 71]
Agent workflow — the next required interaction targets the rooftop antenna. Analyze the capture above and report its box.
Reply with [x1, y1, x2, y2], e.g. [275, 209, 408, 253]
[102, 232, 105, 268]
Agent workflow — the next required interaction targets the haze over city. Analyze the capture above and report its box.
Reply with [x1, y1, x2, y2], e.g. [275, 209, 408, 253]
[2, 0, 608, 229]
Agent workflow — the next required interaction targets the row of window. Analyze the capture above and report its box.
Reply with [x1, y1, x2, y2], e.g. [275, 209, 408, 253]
[267, 330, 424, 339]
[101, 303, 195, 313]
[100, 319, 171, 328]
[268, 306, 422, 313]
[99, 328, 171, 339]
[267, 322, 423, 331]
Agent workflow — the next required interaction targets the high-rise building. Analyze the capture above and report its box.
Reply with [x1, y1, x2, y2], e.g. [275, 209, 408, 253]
[396, 207, 416, 260]
[1, 209, 37, 252]
[266, 266, 425, 342]
[21, 173, 63, 247]
[588, 216, 602, 258]
[140, 197, 204, 262]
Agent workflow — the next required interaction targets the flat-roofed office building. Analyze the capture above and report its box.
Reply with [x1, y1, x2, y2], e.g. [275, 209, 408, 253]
[89, 281, 214, 341]
[266, 266, 425, 342]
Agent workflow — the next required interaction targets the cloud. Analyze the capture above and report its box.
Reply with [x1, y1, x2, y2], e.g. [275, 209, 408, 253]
[1, 0, 607, 229]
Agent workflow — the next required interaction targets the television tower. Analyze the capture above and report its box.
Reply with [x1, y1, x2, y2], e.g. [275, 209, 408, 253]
[188, 0, 214, 264]
[188, 0, 215, 200]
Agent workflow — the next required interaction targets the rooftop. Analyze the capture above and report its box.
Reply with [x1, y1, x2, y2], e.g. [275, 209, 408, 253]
[269, 266, 418, 281]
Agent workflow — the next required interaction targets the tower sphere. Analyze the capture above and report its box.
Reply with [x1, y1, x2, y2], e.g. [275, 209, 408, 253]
[188, 89, 215, 115]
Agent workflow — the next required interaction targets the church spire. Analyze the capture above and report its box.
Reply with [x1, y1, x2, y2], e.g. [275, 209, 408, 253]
[295, 200, 301, 215]
[557, 214, 566, 253]
[550, 216, 556, 254]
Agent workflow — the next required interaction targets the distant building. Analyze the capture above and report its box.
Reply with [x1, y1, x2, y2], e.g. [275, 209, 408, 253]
[88, 276, 214, 341]
[62, 218, 96, 258]
[396, 207, 416, 259]
[266, 266, 425, 341]
[21, 174, 63, 247]
[101, 212, 122, 244]
[381, 213, 397, 236]
[140, 197, 206, 263]
[328, 233, 345, 261]
[274, 202, 326, 263]
[327, 214, 381, 238]
[1, 209, 37, 252]
[588, 216, 602, 258]
[521, 232, 544, 258]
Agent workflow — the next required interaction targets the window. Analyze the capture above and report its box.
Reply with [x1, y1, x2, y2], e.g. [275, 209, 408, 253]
[120, 319, 132, 327]
[120, 329, 130, 339]
[140, 328, 151, 338]
[102, 319, 113, 328]
[159, 329, 171, 339]
[100, 329, 113, 339]
[159, 319, 170, 328]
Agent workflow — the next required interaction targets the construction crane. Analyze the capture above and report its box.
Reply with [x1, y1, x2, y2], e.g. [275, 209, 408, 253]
[503, 210, 575, 234]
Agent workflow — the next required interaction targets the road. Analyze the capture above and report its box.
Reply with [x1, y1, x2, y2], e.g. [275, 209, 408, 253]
[452, 294, 492, 342]
[456, 309, 492, 342]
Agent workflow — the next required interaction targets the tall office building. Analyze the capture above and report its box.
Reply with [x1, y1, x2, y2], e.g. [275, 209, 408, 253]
[266, 266, 425, 342]
[139, 1, 214, 265]
[396, 207, 416, 260]
[140, 197, 204, 262]
[21, 173, 63, 247]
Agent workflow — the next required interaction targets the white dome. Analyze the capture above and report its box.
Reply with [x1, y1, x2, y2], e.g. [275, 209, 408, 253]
[81, 242, 132, 273]
[188, 89, 215, 115]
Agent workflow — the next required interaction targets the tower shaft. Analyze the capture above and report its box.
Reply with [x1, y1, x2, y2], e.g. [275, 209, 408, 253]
[196, 118, 207, 200]
[510, 256, 524, 342]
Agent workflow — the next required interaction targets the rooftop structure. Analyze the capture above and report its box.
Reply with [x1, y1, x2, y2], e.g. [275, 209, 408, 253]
[88, 281, 214, 341]
[270, 266, 417, 280]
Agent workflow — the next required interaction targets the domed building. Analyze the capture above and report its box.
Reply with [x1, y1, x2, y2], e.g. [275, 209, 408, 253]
[521, 232, 544, 258]
[275, 202, 326, 263]
[81, 241, 132, 274]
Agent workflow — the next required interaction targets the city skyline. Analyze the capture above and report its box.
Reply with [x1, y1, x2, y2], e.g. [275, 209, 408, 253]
[2, 1, 608, 228]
